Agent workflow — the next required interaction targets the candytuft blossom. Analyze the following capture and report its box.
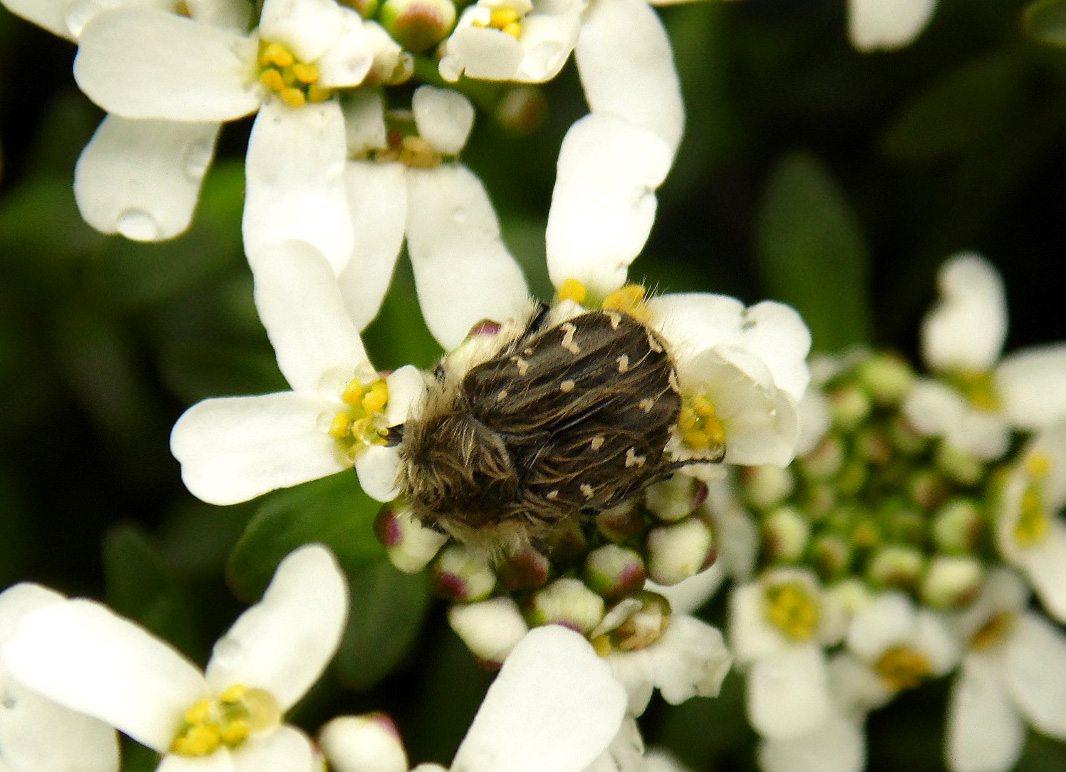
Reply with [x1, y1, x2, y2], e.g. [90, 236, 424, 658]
[847, 0, 937, 51]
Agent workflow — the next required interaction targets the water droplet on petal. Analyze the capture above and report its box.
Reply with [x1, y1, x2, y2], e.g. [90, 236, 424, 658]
[116, 209, 162, 241]
[183, 139, 214, 181]
[211, 635, 243, 670]
[452, 207, 468, 224]
[316, 411, 335, 432]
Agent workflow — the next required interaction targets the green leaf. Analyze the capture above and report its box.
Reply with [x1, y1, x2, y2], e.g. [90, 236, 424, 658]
[334, 560, 432, 690]
[756, 152, 872, 353]
[227, 473, 386, 601]
[157, 341, 287, 405]
[882, 53, 1025, 162]
[1025, 0, 1066, 46]
[103, 525, 199, 658]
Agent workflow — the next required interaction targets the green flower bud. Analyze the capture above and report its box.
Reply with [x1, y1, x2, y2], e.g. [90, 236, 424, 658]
[800, 433, 846, 481]
[742, 465, 795, 511]
[645, 475, 708, 522]
[433, 544, 496, 602]
[526, 578, 605, 635]
[829, 383, 872, 433]
[920, 555, 983, 609]
[857, 352, 916, 406]
[935, 441, 984, 486]
[867, 544, 924, 590]
[379, 0, 456, 53]
[646, 516, 716, 586]
[762, 506, 810, 563]
[584, 544, 647, 601]
[933, 498, 985, 553]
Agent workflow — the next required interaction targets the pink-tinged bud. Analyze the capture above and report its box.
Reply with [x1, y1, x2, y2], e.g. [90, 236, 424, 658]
[448, 597, 529, 668]
[379, 0, 456, 53]
[374, 501, 449, 574]
[596, 503, 645, 542]
[584, 545, 647, 601]
[646, 516, 716, 586]
[318, 713, 408, 772]
[467, 319, 502, 337]
[497, 546, 551, 591]
[432, 545, 496, 602]
[645, 475, 709, 522]
[526, 578, 605, 635]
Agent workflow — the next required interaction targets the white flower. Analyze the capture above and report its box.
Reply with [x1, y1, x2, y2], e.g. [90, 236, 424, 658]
[171, 240, 425, 505]
[946, 568, 1066, 772]
[73, 0, 377, 264]
[847, 0, 937, 51]
[2, 544, 348, 772]
[729, 568, 846, 741]
[0, 0, 249, 241]
[994, 422, 1066, 622]
[604, 614, 732, 716]
[339, 86, 530, 347]
[904, 252, 1066, 460]
[0, 584, 120, 772]
[585, 717, 696, 772]
[320, 625, 628, 772]
[757, 711, 865, 772]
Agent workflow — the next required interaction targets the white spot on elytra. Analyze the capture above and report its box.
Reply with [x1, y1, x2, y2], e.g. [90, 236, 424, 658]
[514, 357, 529, 376]
[639, 398, 655, 413]
[617, 354, 630, 373]
[547, 490, 559, 500]
[590, 436, 605, 451]
[646, 331, 664, 354]
[625, 448, 646, 468]
[497, 389, 508, 402]
[560, 323, 581, 354]
[560, 380, 575, 393]
[580, 483, 595, 499]
[606, 311, 622, 329]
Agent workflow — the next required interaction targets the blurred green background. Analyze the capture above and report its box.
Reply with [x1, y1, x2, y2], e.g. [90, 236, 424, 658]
[1, 0, 1065, 770]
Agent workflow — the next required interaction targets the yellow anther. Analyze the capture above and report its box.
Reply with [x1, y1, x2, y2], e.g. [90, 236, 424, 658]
[950, 369, 1002, 413]
[501, 20, 522, 38]
[342, 379, 367, 406]
[171, 685, 281, 757]
[558, 278, 588, 305]
[260, 42, 295, 68]
[763, 581, 820, 642]
[259, 69, 287, 92]
[279, 87, 306, 109]
[591, 634, 612, 657]
[291, 62, 319, 84]
[679, 395, 727, 449]
[328, 413, 352, 439]
[172, 724, 222, 756]
[1014, 485, 1049, 548]
[970, 611, 1015, 651]
[362, 380, 390, 414]
[307, 84, 332, 103]
[399, 136, 440, 169]
[875, 645, 931, 691]
[602, 285, 647, 317]
[218, 684, 246, 705]
[220, 719, 251, 746]
[489, 7, 520, 27]
[1026, 452, 1052, 479]
[184, 698, 212, 725]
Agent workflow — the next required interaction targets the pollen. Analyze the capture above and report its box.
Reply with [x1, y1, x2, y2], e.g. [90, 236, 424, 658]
[602, 285, 649, 322]
[590, 436, 605, 451]
[257, 40, 332, 109]
[472, 4, 524, 38]
[560, 323, 581, 354]
[557, 278, 588, 305]
[617, 354, 630, 373]
[515, 357, 530, 376]
[679, 393, 727, 450]
[875, 645, 932, 691]
[763, 581, 820, 642]
[170, 686, 280, 757]
[560, 380, 575, 392]
[639, 398, 655, 413]
[329, 376, 391, 459]
[581, 483, 595, 499]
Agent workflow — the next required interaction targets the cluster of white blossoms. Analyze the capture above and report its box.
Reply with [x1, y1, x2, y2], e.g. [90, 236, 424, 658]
[701, 253, 1066, 772]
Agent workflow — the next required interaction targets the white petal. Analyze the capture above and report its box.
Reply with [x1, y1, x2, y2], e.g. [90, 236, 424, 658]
[546, 114, 671, 300]
[169, 392, 345, 506]
[758, 713, 865, 772]
[319, 715, 410, 772]
[74, 8, 259, 121]
[252, 240, 370, 393]
[258, 0, 344, 62]
[1, 0, 76, 38]
[574, 0, 683, 154]
[0, 583, 65, 642]
[343, 89, 387, 154]
[451, 626, 626, 772]
[384, 365, 426, 425]
[904, 380, 1011, 460]
[406, 164, 530, 350]
[232, 725, 315, 772]
[440, 21, 524, 82]
[0, 678, 120, 772]
[648, 616, 732, 704]
[447, 598, 530, 666]
[339, 162, 406, 330]
[747, 646, 831, 740]
[1019, 521, 1066, 623]
[355, 445, 402, 502]
[914, 610, 961, 675]
[74, 116, 218, 241]
[412, 86, 475, 155]
[997, 345, 1066, 430]
[243, 101, 354, 275]
[184, 0, 252, 31]
[846, 593, 915, 664]
[2, 599, 208, 752]
[947, 658, 1025, 772]
[997, 614, 1066, 740]
[848, 0, 937, 51]
[647, 293, 746, 358]
[315, 8, 374, 88]
[206, 544, 348, 711]
[921, 253, 1006, 373]
[729, 582, 787, 663]
[646, 563, 724, 616]
[157, 750, 234, 772]
[738, 302, 812, 402]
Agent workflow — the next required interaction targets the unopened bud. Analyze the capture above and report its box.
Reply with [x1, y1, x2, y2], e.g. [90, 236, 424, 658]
[829, 383, 871, 433]
[800, 433, 845, 481]
[920, 555, 983, 609]
[645, 475, 708, 522]
[812, 534, 852, 579]
[374, 501, 448, 573]
[867, 544, 924, 590]
[584, 544, 647, 601]
[761, 506, 810, 563]
[646, 516, 716, 586]
[319, 713, 408, 772]
[526, 577, 605, 635]
[857, 352, 916, 406]
[495, 85, 548, 134]
[908, 470, 950, 512]
[379, 0, 456, 53]
[448, 597, 528, 667]
[741, 465, 794, 511]
[933, 498, 985, 553]
[828, 577, 875, 616]
[432, 545, 495, 602]
[935, 442, 984, 486]
[497, 546, 551, 591]
[596, 503, 646, 542]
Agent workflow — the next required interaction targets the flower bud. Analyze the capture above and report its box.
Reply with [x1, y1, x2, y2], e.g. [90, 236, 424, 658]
[448, 597, 528, 667]
[800, 433, 845, 481]
[374, 501, 448, 574]
[594, 591, 671, 654]
[741, 465, 794, 511]
[495, 85, 548, 135]
[319, 713, 408, 772]
[920, 555, 983, 609]
[645, 475, 708, 522]
[646, 516, 716, 586]
[812, 534, 852, 579]
[935, 441, 984, 486]
[761, 506, 810, 563]
[584, 544, 647, 601]
[596, 503, 646, 542]
[497, 546, 551, 591]
[432, 544, 495, 602]
[932, 498, 985, 553]
[526, 578, 605, 635]
[857, 352, 915, 406]
[867, 544, 924, 590]
[379, 0, 456, 53]
[829, 383, 871, 433]
[828, 577, 875, 616]
[908, 469, 950, 512]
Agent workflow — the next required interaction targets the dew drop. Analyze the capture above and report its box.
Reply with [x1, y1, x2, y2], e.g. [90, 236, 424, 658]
[116, 209, 163, 241]
[182, 139, 214, 181]
[316, 411, 335, 432]
[451, 207, 468, 224]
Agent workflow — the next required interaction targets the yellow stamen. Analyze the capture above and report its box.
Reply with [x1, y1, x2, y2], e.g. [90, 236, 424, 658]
[342, 379, 367, 405]
[591, 634, 612, 657]
[218, 684, 246, 704]
[970, 611, 1015, 651]
[184, 698, 212, 725]
[558, 278, 588, 305]
[170, 685, 281, 758]
[679, 394, 727, 450]
[875, 645, 931, 691]
[362, 380, 390, 413]
[949, 369, 1002, 413]
[763, 581, 820, 642]
[1027, 452, 1052, 479]
[258, 40, 331, 108]
[307, 84, 332, 103]
[279, 88, 306, 109]
[172, 724, 222, 757]
[291, 62, 319, 84]
[258, 69, 287, 92]
[399, 136, 440, 169]
[602, 284, 648, 319]
[330, 376, 391, 458]
[220, 720, 251, 746]
[501, 20, 522, 38]
[260, 42, 295, 68]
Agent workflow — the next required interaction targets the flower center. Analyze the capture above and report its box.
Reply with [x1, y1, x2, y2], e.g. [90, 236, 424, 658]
[471, 4, 525, 38]
[328, 377, 391, 459]
[946, 369, 1001, 413]
[970, 611, 1015, 651]
[875, 645, 931, 691]
[763, 581, 820, 642]
[171, 685, 281, 757]
[1014, 452, 1052, 548]
[679, 393, 727, 451]
[258, 41, 332, 109]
